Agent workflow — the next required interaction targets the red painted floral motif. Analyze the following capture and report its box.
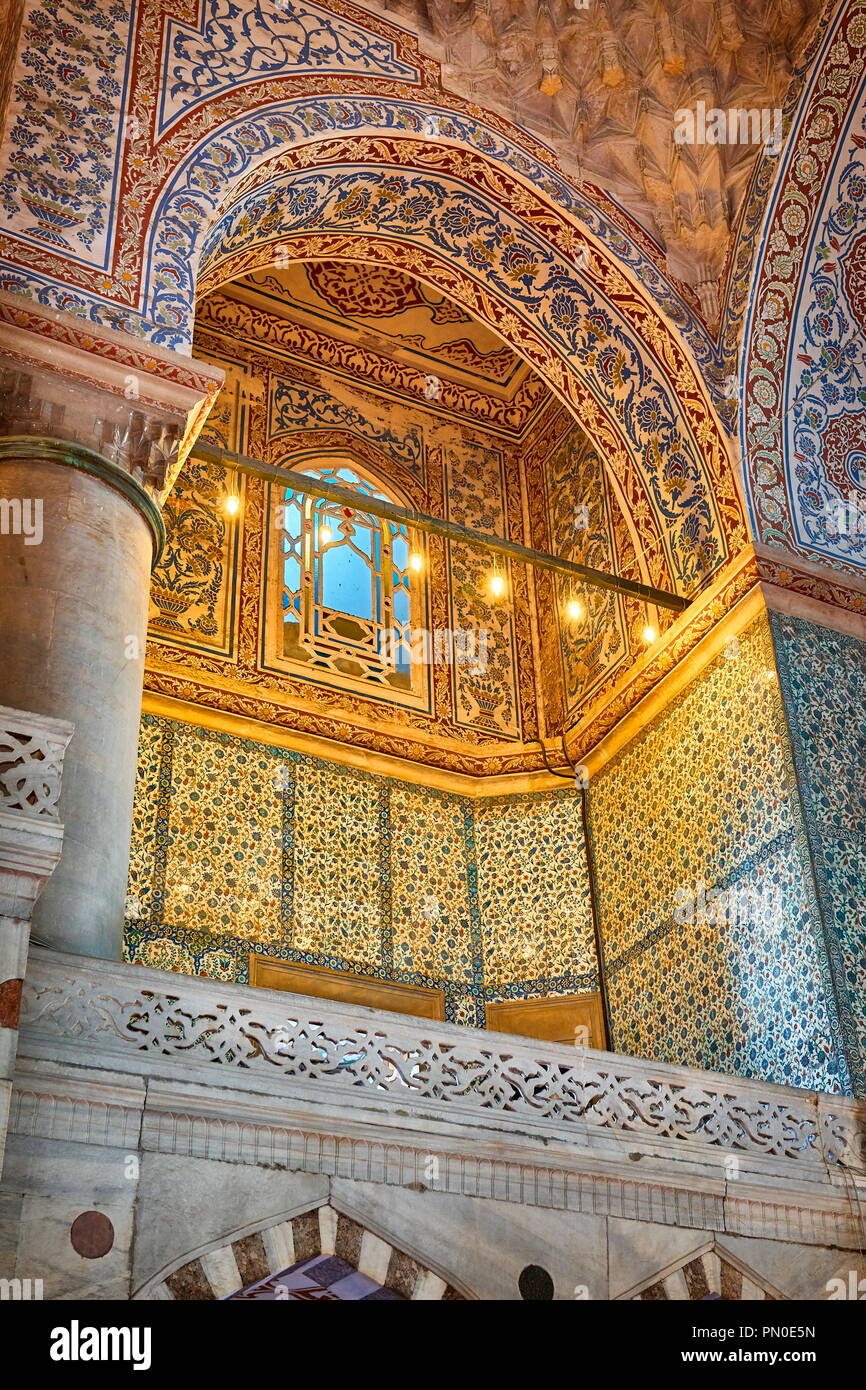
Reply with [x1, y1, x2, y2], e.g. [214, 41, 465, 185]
[842, 230, 866, 336]
[821, 410, 866, 493]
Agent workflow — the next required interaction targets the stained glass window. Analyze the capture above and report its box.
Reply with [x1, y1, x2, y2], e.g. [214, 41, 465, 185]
[277, 463, 420, 691]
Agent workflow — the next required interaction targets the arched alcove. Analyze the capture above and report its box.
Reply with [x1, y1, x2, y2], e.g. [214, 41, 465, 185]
[134, 1202, 473, 1301]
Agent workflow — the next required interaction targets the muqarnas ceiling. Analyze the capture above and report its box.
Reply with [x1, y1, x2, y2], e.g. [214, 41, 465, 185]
[399, 0, 826, 318]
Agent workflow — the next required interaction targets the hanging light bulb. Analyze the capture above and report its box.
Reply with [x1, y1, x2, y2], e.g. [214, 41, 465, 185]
[225, 484, 240, 517]
[490, 569, 506, 599]
[566, 594, 583, 622]
[642, 623, 657, 645]
[320, 523, 333, 545]
[409, 550, 423, 573]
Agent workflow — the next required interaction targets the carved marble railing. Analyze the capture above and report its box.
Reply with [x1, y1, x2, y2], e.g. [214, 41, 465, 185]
[0, 704, 72, 820]
[18, 949, 866, 1175]
[0, 706, 73, 1180]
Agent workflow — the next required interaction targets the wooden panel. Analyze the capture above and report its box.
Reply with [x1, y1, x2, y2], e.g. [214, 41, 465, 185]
[249, 954, 446, 1021]
[485, 992, 605, 1049]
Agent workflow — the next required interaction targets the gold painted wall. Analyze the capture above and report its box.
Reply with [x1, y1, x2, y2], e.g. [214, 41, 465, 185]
[145, 330, 556, 776]
[523, 410, 679, 728]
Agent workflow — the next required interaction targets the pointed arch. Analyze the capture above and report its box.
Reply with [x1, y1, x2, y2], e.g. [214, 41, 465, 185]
[183, 141, 744, 602]
[133, 1201, 474, 1301]
[614, 1239, 788, 1301]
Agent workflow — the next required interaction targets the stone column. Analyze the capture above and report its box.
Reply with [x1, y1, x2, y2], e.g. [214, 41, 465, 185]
[0, 705, 72, 1179]
[0, 294, 223, 960]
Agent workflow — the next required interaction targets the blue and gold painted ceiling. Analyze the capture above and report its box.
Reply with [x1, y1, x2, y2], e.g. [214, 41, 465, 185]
[222, 261, 530, 394]
[196, 258, 548, 439]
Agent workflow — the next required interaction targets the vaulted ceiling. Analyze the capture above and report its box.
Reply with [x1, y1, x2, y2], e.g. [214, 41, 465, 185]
[196, 259, 550, 438]
[220, 261, 529, 393]
[389, 0, 825, 320]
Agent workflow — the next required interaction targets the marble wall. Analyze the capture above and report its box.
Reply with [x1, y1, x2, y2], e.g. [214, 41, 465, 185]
[124, 715, 597, 1025]
[772, 613, 866, 1095]
[589, 613, 849, 1094]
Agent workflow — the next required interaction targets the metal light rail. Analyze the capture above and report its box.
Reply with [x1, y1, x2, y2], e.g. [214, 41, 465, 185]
[192, 442, 690, 614]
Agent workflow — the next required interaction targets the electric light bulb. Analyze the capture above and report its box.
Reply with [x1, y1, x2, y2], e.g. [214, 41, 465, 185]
[642, 624, 657, 645]
[409, 551, 423, 573]
[566, 598, 583, 622]
[490, 572, 505, 598]
[320, 524, 333, 544]
[225, 493, 240, 516]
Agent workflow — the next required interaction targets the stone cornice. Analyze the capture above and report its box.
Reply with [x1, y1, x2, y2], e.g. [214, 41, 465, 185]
[10, 1054, 865, 1254]
[0, 292, 223, 498]
[755, 540, 866, 641]
[0, 292, 222, 414]
[15, 947, 866, 1258]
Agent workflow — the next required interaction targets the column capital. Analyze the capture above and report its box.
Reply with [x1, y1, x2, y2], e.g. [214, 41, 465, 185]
[0, 436, 167, 564]
[0, 705, 73, 920]
[0, 291, 224, 501]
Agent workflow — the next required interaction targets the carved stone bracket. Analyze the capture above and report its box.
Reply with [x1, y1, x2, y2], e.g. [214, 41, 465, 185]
[0, 706, 72, 919]
[0, 291, 224, 500]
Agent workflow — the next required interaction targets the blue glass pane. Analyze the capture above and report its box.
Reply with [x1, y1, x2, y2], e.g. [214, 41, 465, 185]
[393, 590, 409, 625]
[282, 490, 302, 522]
[321, 543, 374, 618]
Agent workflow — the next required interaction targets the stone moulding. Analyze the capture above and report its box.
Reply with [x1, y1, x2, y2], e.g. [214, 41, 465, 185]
[13, 949, 866, 1251]
[18, 949, 866, 1173]
[0, 292, 224, 500]
[9, 1061, 864, 1253]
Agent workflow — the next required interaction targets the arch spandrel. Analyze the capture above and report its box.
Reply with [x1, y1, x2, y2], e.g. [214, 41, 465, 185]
[0, 0, 717, 379]
[741, 0, 866, 578]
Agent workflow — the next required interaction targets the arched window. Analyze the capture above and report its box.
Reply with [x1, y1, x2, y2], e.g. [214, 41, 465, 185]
[266, 460, 428, 707]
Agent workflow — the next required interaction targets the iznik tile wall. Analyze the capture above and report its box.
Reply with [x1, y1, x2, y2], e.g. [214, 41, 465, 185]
[772, 613, 866, 1095]
[589, 613, 849, 1094]
[125, 715, 597, 1026]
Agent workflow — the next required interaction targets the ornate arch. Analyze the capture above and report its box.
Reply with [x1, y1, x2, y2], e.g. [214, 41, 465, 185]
[189, 144, 744, 600]
[741, 0, 866, 575]
[133, 1201, 472, 1300]
[0, 1, 714, 370]
[0, 0, 749, 597]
